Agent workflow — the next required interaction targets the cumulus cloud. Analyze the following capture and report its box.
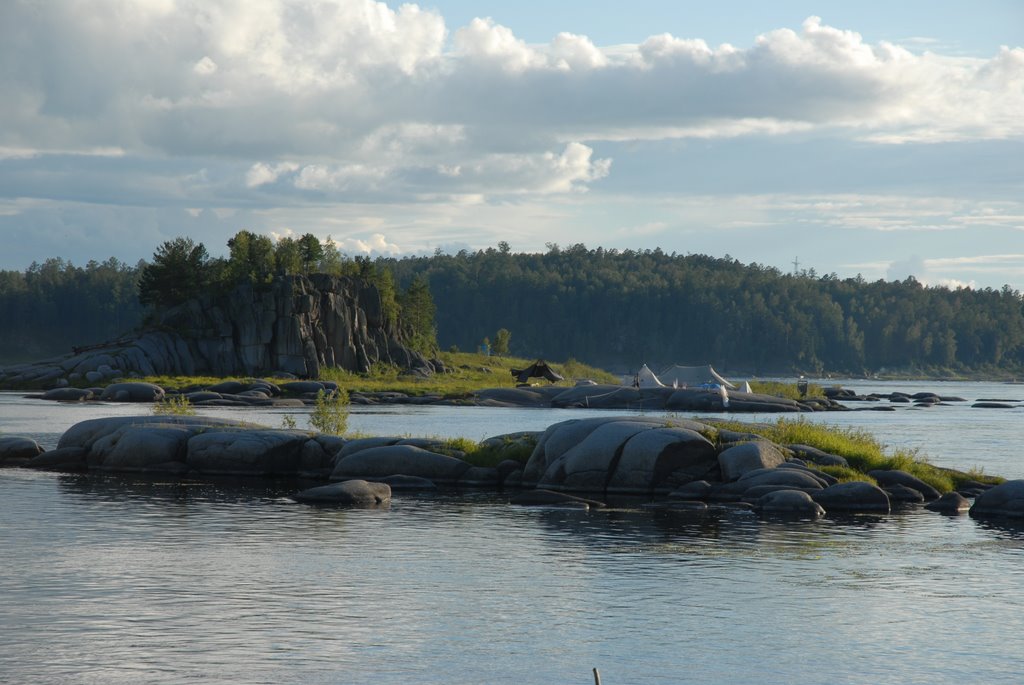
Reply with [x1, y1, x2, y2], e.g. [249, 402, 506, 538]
[0, 1, 1022, 283]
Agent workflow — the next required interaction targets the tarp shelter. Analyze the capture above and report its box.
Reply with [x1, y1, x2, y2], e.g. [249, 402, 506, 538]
[634, 364, 665, 388]
[511, 359, 564, 384]
[659, 364, 736, 389]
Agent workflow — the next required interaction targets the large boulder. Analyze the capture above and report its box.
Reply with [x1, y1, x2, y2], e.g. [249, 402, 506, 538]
[88, 425, 192, 473]
[786, 444, 850, 468]
[523, 416, 707, 485]
[293, 480, 391, 506]
[608, 427, 718, 494]
[510, 489, 604, 509]
[58, 415, 256, 450]
[27, 447, 88, 471]
[331, 444, 472, 483]
[537, 420, 659, 492]
[0, 436, 45, 464]
[757, 490, 826, 517]
[718, 441, 787, 481]
[970, 480, 1024, 519]
[725, 467, 827, 495]
[474, 388, 550, 407]
[812, 481, 891, 513]
[926, 491, 971, 514]
[868, 469, 941, 501]
[99, 382, 166, 402]
[41, 387, 94, 402]
[186, 430, 308, 476]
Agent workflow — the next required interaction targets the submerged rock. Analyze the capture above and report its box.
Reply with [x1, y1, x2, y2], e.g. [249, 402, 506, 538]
[970, 480, 1024, 518]
[293, 480, 391, 506]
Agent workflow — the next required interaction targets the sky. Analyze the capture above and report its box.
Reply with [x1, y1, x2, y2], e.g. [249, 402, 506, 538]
[1, 0, 1022, 290]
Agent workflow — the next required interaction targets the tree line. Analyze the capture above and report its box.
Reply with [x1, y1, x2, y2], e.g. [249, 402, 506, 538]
[383, 244, 1024, 375]
[0, 233, 438, 363]
[2, 239, 1023, 375]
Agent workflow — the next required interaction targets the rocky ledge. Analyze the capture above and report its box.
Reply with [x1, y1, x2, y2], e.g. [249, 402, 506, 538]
[1, 415, 1013, 519]
[0, 274, 435, 390]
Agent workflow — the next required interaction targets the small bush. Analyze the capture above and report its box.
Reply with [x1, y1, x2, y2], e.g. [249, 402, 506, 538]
[309, 388, 349, 436]
[152, 394, 196, 416]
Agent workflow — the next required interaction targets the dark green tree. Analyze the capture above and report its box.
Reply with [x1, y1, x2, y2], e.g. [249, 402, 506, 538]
[398, 274, 438, 355]
[138, 237, 210, 308]
[298, 233, 325, 274]
[226, 230, 276, 284]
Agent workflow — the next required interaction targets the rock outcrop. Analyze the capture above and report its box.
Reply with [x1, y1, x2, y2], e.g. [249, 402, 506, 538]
[6, 414, 991, 520]
[0, 274, 431, 388]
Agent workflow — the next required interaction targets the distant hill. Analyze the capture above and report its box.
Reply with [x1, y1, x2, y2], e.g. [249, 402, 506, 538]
[384, 245, 1024, 376]
[3, 244, 1023, 376]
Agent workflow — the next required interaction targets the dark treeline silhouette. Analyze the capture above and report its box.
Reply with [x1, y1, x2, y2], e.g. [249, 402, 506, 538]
[384, 244, 1024, 375]
[2, 241, 1023, 374]
[0, 258, 144, 362]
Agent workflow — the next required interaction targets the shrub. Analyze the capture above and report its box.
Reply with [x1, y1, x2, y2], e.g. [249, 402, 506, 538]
[152, 394, 196, 416]
[309, 388, 349, 436]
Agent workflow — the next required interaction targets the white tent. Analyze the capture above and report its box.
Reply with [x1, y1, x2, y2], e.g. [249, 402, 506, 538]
[634, 364, 665, 388]
[658, 364, 736, 389]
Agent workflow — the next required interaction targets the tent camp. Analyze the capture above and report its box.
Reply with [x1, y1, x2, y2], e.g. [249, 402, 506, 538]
[511, 359, 564, 384]
[633, 364, 665, 388]
[658, 364, 736, 389]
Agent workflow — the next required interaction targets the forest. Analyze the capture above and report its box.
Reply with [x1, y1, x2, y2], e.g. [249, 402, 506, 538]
[2, 239, 1023, 376]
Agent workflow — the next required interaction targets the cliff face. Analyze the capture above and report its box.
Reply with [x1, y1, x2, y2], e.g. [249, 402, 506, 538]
[0, 274, 429, 388]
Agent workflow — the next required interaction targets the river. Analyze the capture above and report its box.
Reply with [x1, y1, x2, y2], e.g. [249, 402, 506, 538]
[1, 380, 1022, 684]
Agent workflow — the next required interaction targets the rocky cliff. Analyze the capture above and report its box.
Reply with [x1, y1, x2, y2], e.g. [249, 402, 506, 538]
[0, 274, 430, 388]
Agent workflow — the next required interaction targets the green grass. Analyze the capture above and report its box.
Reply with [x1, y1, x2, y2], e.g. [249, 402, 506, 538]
[748, 380, 825, 400]
[704, 416, 1002, 493]
[318, 352, 618, 397]
[131, 353, 616, 398]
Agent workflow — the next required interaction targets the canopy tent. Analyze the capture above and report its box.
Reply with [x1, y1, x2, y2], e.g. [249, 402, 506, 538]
[658, 364, 736, 389]
[634, 363, 665, 388]
[511, 359, 564, 384]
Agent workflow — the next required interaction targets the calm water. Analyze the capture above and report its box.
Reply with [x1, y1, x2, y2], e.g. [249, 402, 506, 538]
[1, 381, 1023, 684]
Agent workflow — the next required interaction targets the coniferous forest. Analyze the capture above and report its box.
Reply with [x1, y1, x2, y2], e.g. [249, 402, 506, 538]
[2, 240, 1023, 376]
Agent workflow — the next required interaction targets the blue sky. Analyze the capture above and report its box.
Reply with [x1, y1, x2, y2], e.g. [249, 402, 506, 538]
[1, 0, 1022, 289]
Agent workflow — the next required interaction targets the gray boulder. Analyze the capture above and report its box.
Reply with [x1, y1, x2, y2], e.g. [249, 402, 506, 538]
[926, 491, 971, 514]
[27, 447, 88, 471]
[970, 480, 1024, 518]
[757, 490, 826, 517]
[337, 436, 400, 459]
[0, 436, 45, 464]
[538, 420, 658, 492]
[718, 441, 787, 481]
[523, 416, 700, 485]
[186, 430, 307, 476]
[88, 425, 192, 473]
[883, 484, 926, 504]
[669, 480, 712, 500]
[459, 466, 502, 487]
[868, 469, 941, 500]
[100, 382, 166, 402]
[609, 427, 718, 494]
[474, 388, 550, 407]
[376, 475, 438, 490]
[786, 444, 850, 468]
[925, 491, 970, 511]
[58, 415, 256, 450]
[41, 387, 94, 402]
[510, 489, 604, 509]
[727, 467, 826, 494]
[293, 480, 391, 506]
[812, 481, 891, 512]
[331, 444, 472, 483]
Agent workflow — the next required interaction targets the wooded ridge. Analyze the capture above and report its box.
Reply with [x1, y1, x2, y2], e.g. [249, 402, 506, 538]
[2, 241, 1022, 376]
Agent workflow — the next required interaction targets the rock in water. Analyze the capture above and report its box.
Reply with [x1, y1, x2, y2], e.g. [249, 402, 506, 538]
[293, 480, 391, 506]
